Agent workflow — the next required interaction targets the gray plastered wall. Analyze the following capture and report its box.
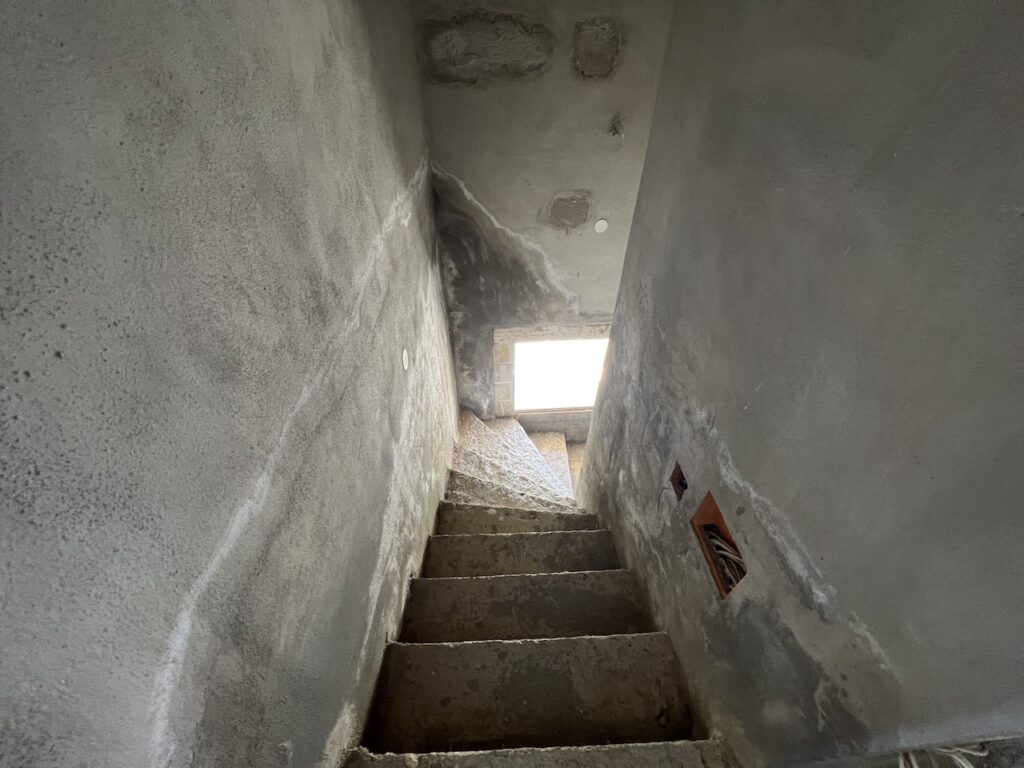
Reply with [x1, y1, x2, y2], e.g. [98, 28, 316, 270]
[0, 2, 457, 766]
[581, 3, 1024, 767]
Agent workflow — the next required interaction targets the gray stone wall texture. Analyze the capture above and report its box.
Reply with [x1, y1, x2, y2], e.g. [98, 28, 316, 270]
[580, 3, 1024, 767]
[0, 2, 457, 767]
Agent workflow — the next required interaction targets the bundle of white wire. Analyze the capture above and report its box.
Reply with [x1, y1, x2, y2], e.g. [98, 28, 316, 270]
[703, 526, 747, 590]
[898, 744, 988, 768]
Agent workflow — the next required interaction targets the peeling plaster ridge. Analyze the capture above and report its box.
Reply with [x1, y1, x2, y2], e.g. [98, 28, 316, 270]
[706, 411, 895, 672]
[147, 160, 430, 768]
[431, 161, 579, 311]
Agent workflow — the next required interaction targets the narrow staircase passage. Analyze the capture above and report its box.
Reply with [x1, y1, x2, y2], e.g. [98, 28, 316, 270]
[350, 413, 728, 768]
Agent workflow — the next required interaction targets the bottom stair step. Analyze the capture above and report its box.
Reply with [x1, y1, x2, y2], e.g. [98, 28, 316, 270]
[346, 740, 728, 768]
[364, 633, 691, 753]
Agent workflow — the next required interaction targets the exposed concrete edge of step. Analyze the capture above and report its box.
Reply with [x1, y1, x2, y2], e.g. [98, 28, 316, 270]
[452, 447, 576, 505]
[346, 739, 730, 768]
[409, 568, 630, 583]
[445, 490, 572, 515]
[450, 455, 576, 507]
[486, 420, 573, 497]
[454, 428, 569, 499]
[455, 413, 570, 495]
[429, 529, 608, 540]
[386, 631, 665, 648]
[526, 431, 574, 498]
[422, 530, 618, 577]
[400, 570, 649, 641]
[446, 471, 577, 513]
[458, 412, 566, 492]
[436, 503, 599, 534]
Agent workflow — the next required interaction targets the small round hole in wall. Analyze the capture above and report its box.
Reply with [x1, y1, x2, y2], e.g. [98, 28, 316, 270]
[594, 218, 609, 234]
[402, 348, 410, 371]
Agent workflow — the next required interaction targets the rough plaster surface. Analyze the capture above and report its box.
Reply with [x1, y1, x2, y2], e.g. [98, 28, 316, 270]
[346, 739, 726, 768]
[546, 191, 593, 232]
[580, 3, 1024, 767]
[364, 633, 691, 752]
[415, 0, 672, 412]
[0, 3, 458, 767]
[573, 19, 622, 78]
[423, 529, 618, 577]
[419, 10, 555, 85]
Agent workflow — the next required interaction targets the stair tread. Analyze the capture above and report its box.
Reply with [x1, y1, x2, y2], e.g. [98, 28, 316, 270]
[364, 633, 691, 753]
[437, 502, 599, 535]
[446, 470, 577, 513]
[347, 739, 727, 768]
[526, 431, 574, 498]
[401, 570, 649, 641]
[453, 440, 575, 505]
[423, 529, 618, 577]
[457, 412, 569, 498]
[481, 417, 567, 490]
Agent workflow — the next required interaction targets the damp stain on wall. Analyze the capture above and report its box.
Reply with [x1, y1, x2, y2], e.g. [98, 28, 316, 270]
[419, 10, 555, 85]
[432, 165, 580, 417]
[545, 190, 593, 232]
[573, 18, 623, 78]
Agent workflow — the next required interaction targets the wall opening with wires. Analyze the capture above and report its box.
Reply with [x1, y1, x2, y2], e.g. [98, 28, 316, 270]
[691, 492, 747, 598]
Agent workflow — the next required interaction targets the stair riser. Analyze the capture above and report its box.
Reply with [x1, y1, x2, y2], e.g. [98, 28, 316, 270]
[364, 634, 691, 753]
[401, 571, 650, 642]
[447, 471, 575, 514]
[526, 431, 574, 498]
[452, 449, 575, 505]
[345, 740, 724, 768]
[437, 504, 599, 535]
[423, 530, 618, 577]
[458, 413, 567, 493]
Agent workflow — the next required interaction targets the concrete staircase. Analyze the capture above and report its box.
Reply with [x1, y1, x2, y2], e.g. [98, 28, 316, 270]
[349, 413, 728, 768]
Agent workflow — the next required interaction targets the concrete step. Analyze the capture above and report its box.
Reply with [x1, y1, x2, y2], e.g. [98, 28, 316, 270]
[482, 415, 562, 470]
[452, 448, 576, 507]
[458, 411, 569, 497]
[526, 431, 574, 498]
[400, 570, 650, 642]
[423, 530, 618, 577]
[364, 633, 691, 753]
[447, 471, 576, 514]
[566, 442, 585, 497]
[346, 739, 729, 768]
[436, 502, 600, 535]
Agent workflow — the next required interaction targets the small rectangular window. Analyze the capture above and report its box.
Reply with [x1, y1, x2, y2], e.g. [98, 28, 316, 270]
[513, 338, 609, 411]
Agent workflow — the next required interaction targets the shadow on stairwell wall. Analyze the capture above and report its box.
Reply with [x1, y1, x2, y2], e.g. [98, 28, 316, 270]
[432, 165, 587, 418]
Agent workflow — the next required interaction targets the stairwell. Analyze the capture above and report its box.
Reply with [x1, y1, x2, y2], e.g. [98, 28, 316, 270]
[347, 412, 729, 768]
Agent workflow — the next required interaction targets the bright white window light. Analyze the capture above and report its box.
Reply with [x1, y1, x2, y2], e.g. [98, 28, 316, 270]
[513, 338, 609, 411]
